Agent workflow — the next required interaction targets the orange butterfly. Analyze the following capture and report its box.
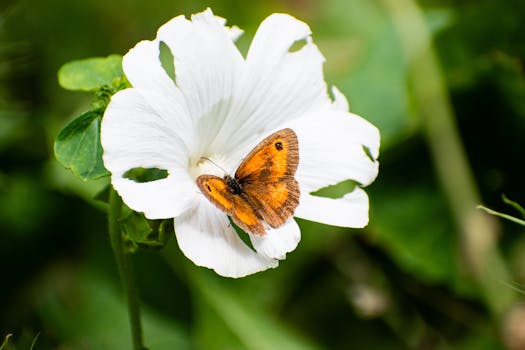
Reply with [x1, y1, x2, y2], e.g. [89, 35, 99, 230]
[196, 128, 300, 236]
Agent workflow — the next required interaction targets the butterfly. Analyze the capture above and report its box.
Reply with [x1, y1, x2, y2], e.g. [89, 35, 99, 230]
[196, 128, 300, 236]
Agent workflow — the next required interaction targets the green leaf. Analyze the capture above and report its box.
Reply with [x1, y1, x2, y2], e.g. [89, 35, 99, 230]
[159, 41, 176, 83]
[121, 211, 153, 244]
[124, 167, 169, 183]
[58, 55, 125, 91]
[310, 179, 356, 199]
[121, 210, 172, 250]
[93, 184, 111, 203]
[158, 219, 175, 244]
[54, 109, 109, 180]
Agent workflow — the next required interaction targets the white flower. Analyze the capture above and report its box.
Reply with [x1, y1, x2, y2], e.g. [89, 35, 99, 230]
[101, 9, 380, 278]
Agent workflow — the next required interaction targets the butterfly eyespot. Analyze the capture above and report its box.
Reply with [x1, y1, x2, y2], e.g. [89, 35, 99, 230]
[206, 184, 212, 192]
[275, 141, 283, 151]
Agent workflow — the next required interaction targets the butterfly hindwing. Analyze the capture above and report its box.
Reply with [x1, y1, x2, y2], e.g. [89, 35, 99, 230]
[196, 175, 235, 213]
[231, 195, 266, 235]
[245, 179, 300, 229]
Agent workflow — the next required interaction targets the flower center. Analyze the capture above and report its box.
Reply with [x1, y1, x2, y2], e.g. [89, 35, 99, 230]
[189, 154, 230, 181]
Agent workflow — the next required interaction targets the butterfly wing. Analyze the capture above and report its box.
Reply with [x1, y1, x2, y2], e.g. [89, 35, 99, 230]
[196, 175, 266, 235]
[235, 128, 300, 229]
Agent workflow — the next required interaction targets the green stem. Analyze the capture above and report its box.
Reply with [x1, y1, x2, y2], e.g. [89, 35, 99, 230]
[108, 188, 145, 350]
[477, 205, 525, 226]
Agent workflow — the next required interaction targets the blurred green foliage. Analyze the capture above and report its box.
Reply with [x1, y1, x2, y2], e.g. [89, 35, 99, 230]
[1, 0, 525, 349]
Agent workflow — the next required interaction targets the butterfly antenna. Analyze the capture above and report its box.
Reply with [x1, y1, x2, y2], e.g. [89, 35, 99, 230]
[200, 157, 228, 174]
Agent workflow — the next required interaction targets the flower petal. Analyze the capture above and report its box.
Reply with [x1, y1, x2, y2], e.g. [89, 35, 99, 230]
[245, 13, 313, 72]
[331, 86, 350, 112]
[295, 187, 370, 228]
[101, 88, 194, 219]
[123, 40, 193, 142]
[213, 14, 331, 155]
[156, 9, 244, 156]
[175, 198, 278, 278]
[249, 219, 301, 260]
[114, 175, 194, 220]
[102, 89, 189, 169]
[213, 13, 244, 41]
[289, 109, 380, 192]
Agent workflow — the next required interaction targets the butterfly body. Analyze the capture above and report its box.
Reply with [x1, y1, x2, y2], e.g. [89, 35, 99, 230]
[224, 175, 243, 195]
[196, 128, 300, 236]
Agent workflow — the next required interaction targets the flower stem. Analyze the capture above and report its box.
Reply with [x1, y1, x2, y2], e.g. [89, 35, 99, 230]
[108, 188, 146, 350]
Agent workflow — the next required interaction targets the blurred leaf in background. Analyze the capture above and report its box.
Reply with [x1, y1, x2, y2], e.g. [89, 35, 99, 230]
[36, 264, 190, 350]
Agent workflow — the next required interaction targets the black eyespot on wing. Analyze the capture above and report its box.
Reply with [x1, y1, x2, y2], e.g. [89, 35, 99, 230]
[275, 141, 283, 151]
[206, 184, 212, 192]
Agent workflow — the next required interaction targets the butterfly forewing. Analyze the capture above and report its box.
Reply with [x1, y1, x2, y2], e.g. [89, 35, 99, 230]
[235, 128, 299, 183]
[236, 128, 300, 229]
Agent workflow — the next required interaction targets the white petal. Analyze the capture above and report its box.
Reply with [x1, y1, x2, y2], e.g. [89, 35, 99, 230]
[123, 40, 192, 142]
[175, 198, 278, 278]
[331, 86, 350, 112]
[114, 175, 195, 220]
[289, 109, 380, 192]
[102, 89, 188, 169]
[213, 14, 331, 154]
[227, 25, 243, 41]
[246, 13, 312, 70]
[101, 89, 194, 219]
[213, 12, 244, 41]
[157, 9, 243, 128]
[295, 188, 370, 228]
[249, 219, 301, 260]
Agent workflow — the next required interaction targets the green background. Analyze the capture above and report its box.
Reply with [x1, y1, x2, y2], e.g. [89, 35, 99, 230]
[1, 0, 525, 349]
